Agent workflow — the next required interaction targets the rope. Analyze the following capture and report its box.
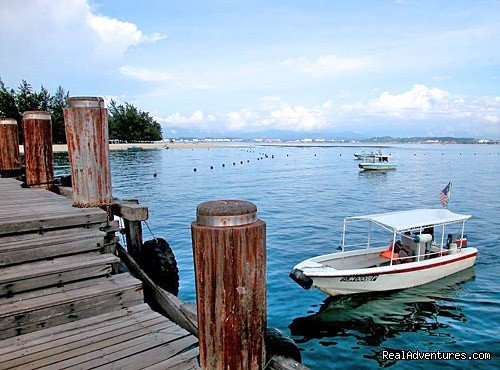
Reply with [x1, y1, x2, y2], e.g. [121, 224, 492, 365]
[144, 220, 158, 242]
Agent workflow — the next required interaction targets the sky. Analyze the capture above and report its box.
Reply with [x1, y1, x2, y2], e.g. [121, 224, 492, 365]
[1, 0, 499, 139]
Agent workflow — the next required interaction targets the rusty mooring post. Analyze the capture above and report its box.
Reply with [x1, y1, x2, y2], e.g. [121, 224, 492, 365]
[191, 200, 266, 370]
[22, 111, 54, 189]
[63, 97, 112, 209]
[0, 118, 21, 178]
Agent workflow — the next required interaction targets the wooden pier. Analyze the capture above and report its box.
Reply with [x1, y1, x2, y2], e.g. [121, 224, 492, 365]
[0, 177, 200, 369]
[0, 99, 307, 370]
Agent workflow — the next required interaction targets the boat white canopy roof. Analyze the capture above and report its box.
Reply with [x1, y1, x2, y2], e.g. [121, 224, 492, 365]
[345, 208, 471, 232]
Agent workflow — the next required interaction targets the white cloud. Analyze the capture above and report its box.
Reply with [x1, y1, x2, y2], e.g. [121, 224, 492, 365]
[0, 0, 166, 73]
[118, 65, 215, 91]
[282, 54, 374, 77]
[267, 103, 331, 131]
[360, 85, 500, 134]
[160, 111, 217, 131]
[158, 99, 334, 133]
[226, 109, 261, 131]
[88, 14, 166, 55]
[369, 84, 450, 117]
[119, 66, 172, 82]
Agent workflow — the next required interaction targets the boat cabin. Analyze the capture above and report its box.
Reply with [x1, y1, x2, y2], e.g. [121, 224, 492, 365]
[338, 208, 470, 267]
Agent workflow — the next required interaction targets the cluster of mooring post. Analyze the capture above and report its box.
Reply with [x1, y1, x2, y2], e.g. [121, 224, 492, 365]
[22, 111, 55, 189]
[192, 200, 267, 370]
[63, 97, 113, 211]
[0, 118, 21, 178]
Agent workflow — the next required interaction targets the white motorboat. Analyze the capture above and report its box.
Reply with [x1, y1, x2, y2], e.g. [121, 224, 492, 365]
[358, 153, 396, 170]
[353, 149, 386, 161]
[354, 151, 377, 160]
[290, 209, 477, 296]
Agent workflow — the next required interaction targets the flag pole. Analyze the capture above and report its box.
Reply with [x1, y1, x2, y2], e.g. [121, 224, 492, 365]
[447, 182, 452, 209]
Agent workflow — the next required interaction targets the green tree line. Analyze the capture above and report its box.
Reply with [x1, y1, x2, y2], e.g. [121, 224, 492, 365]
[0, 78, 162, 144]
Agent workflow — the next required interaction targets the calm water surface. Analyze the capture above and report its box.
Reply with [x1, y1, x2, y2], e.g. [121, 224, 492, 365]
[56, 143, 499, 369]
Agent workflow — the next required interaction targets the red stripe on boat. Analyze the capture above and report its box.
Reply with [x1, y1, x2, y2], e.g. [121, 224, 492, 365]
[351, 252, 478, 277]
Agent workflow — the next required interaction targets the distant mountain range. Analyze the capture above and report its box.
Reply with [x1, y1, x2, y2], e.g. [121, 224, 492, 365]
[361, 136, 498, 144]
[167, 135, 499, 144]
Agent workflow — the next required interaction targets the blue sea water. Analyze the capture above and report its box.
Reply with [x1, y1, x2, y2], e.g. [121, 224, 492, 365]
[56, 143, 499, 369]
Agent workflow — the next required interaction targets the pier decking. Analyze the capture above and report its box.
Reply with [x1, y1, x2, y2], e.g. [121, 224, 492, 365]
[0, 177, 200, 369]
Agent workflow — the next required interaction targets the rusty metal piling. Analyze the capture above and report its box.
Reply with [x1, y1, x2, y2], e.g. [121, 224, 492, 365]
[63, 97, 112, 208]
[22, 112, 54, 189]
[191, 200, 266, 370]
[0, 118, 21, 177]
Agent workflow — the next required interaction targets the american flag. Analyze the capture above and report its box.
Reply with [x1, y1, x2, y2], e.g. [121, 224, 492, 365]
[439, 182, 452, 208]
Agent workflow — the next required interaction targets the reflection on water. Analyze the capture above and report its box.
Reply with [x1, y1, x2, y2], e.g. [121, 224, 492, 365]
[289, 268, 475, 367]
[357, 170, 390, 182]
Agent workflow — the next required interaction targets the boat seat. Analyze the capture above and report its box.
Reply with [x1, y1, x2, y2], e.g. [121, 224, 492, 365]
[380, 241, 415, 263]
[380, 243, 398, 260]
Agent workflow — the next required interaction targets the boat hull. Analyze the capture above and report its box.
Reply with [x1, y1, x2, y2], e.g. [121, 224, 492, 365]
[358, 163, 397, 170]
[301, 249, 477, 296]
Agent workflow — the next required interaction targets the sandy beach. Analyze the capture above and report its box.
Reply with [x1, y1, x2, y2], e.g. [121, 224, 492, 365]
[18, 142, 227, 153]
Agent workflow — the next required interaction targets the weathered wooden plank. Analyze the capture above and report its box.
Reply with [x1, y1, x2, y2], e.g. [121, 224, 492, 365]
[0, 253, 117, 282]
[0, 179, 108, 236]
[56, 185, 72, 198]
[0, 274, 143, 338]
[0, 273, 141, 317]
[0, 207, 106, 220]
[0, 233, 105, 266]
[0, 211, 108, 235]
[0, 196, 65, 205]
[0, 253, 118, 296]
[0, 178, 23, 188]
[1, 264, 112, 297]
[34, 325, 193, 369]
[0, 189, 67, 198]
[0, 311, 163, 362]
[1, 316, 173, 368]
[0, 227, 104, 247]
[0, 276, 109, 305]
[0, 304, 151, 355]
[141, 347, 201, 370]
[0, 288, 143, 340]
[0, 205, 105, 220]
[112, 201, 148, 221]
[93, 334, 199, 370]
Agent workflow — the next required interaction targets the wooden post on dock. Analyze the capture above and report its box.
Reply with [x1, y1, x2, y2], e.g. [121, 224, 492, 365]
[0, 118, 21, 177]
[63, 97, 112, 209]
[22, 111, 54, 189]
[191, 200, 266, 370]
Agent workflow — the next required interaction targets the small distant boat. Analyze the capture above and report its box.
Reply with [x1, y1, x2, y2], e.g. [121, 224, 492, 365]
[354, 151, 377, 160]
[353, 149, 388, 161]
[358, 153, 396, 171]
[290, 208, 477, 296]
